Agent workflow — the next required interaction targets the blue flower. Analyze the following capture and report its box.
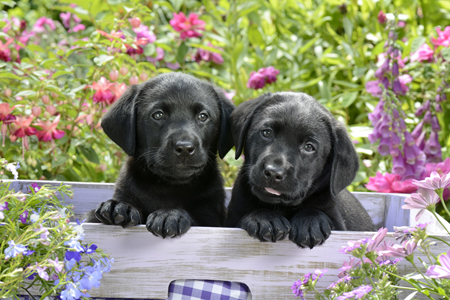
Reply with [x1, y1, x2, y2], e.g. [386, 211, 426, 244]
[65, 251, 82, 262]
[84, 244, 97, 254]
[79, 269, 102, 290]
[4, 240, 27, 259]
[64, 238, 84, 252]
[94, 257, 114, 273]
[60, 282, 81, 300]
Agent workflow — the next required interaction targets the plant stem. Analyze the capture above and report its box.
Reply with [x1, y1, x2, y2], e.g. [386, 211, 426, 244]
[427, 235, 450, 247]
[430, 210, 450, 236]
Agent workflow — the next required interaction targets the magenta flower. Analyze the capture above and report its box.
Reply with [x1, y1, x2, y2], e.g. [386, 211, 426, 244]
[91, 76, 114, 104]
[0, 38, 13, 62]
[133, 24, 156, 43]
[410, 43, 434, 62]
[426, 250, 450, 279]
[432, 26, 450, 48]
[35, 115, 65, 142]
[195, 43, 224, 64]
[366, 172, 417, 193]
[170, 12, 205, 40]
[398, 74, 412, 94]
[402, 188, 440, 221]
[60, 12, 72, 28]
[70, 24, 86, 33]
[33, 17, 56, 33]
[377, 11, 387, 24]
[247, 67, 280, 89]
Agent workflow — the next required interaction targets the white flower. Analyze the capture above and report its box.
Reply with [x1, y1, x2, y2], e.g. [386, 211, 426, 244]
[5, 162, 20, 180]
[4, 240, 27, 259]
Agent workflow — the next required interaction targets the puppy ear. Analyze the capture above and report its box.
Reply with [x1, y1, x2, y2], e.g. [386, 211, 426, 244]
[231, 93, 273, 159]
[101, 85, 140, 156]
[330, 121, 360, 198]
[213, 88, 236, 159]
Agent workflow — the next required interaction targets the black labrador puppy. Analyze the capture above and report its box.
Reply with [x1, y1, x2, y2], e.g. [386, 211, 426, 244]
[226, 92, 374, 248]
[86, 73, 235, 238]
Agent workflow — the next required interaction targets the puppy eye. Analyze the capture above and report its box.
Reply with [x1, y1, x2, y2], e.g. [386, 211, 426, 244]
[261, 129, 272, 138]
[303, 143, 315, 152]
[152, 111, 164, 120]
[198, 113, 208, 122]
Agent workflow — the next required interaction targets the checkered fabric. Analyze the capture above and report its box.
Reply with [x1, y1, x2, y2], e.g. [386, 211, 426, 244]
[168, 280, 251, 300]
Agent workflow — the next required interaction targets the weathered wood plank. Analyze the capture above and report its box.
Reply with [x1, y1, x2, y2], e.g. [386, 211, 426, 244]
[82, 225, 450, 299]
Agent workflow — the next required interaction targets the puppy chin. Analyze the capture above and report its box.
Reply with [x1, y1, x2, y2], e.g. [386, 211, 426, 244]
[250, 184, 304, 206]
[154, 165, 205, 185]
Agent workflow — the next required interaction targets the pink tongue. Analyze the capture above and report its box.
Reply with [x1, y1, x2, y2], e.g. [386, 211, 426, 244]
[265, 187, 281, 196]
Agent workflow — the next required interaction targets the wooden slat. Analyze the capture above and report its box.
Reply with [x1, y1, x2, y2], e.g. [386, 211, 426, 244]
[82, 225, 449, 299]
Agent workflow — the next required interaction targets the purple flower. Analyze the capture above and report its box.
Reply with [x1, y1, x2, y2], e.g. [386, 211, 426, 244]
[378, 239, 417, 258]
[424, 131, 441, 156]
[411, 121, 424, 139]
[33, 17, 56, 33]
[336, 285, 372, 299]
[79, 267, 102, 290]
[30, 183, 40, 193]
[133, 24, 156, 43]
[48, 257, 63, 273]
[0, 201, 8, 219]
[195, 43, 224, 64]
[4, 240, 27, 259]
[85, 244, 97, 254]
[431, 116, 441, 132]
[19, 210, 28, 224]
[166, 62, 180, 70]
[413, 171, 450, 190]
[34, 263, 49, 280]
[392, 78, 404, 95]
[426, 250, 450, 279]
[60, 12, 72, 28]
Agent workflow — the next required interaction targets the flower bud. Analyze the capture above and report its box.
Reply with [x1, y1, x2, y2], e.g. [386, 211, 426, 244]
[411, 121, 423, 139]
[377, 11, 387, 24]
[431, 115, 441, 132]
[423, 110, 432, 123]
[42, 95, 50, 104]
[109, 69, 119, 82]
[392, 62, 399, 77]
[46, 105, 56, 115]
[435, 103, 443, 112]
[32, 106, 41, 117]
[129, 17, 141, 28]
[120, 66, 129, 76]
[139, 72, 149, 82]
[4, 88, 11, 97]
[129, 76, 139, 85]
[393, 48, 399, 57]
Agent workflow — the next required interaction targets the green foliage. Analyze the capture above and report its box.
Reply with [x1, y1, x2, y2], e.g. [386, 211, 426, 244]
[0, 0, 449, 189]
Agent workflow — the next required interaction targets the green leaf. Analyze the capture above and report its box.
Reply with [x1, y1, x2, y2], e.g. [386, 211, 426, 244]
[52, 70, 73, 79]
[442, 48, 450, 61]
[343, 17, 353, 43]
[52, 155, 68, 168]
[121, 28, 137, 39]
[341, 92, 358, 108]
[187, 43, 222, 54]
[15, 90, 37, 97]
[93, 55, 115, 66]
[176, 42, 189, 63]
[410, 37, 426, 54]
[79, 145, 100, 164]
[298, 36, 319, 55]
[144, 43, 156, 57]
[0, 73, 21, 80]
[291, 75, 325, 90]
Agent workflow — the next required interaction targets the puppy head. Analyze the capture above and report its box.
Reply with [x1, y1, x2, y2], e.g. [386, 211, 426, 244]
[232, 92, 359, 205]
[101, 72, 234, 183]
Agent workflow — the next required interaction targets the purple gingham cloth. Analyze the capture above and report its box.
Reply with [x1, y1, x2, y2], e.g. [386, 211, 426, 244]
[168, 280, 251, 300]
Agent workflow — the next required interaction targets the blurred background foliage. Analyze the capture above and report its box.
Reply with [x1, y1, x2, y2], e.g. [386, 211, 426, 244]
[0, 0, 449, 190]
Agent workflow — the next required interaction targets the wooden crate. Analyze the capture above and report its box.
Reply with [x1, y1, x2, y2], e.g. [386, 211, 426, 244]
[8, 180, 450, 299]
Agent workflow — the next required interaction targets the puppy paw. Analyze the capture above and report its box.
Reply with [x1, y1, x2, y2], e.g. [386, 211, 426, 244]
[239, 210, 291, 242]
[289, 209, 333, 249]
[94, 200, 141, 228]
[146, 209, 194, 238]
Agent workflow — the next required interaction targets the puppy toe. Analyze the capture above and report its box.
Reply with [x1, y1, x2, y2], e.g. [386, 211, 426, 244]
[95, 200, 115, 224]
[177, 215, 191, 236]
[126, 207, 141, 228]
[113, 202, 128, 226]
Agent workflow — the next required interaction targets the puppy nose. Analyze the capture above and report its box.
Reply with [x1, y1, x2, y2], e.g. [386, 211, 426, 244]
[174, 141, 195, 156]
[263, 164, 285, 182]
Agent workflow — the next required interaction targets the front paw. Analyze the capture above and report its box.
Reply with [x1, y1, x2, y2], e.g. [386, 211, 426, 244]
[94, 200, 141, 228]
[146, 209, 194, 238]
[289, 209, 333, 249]
[239, 210, 291, 242]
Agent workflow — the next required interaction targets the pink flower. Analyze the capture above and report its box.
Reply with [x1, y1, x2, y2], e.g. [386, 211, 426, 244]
[410, 43, 434, 62]
[0, 38, 13, 62]
[33, 17, 56, 33]
[60, 12, 72, 28]
[91, 77, 114, 104]
[367, 227, 388, 252]
[247, 67, 280, 89]
[426, 250, 450, 279]
[365, 172, 417, 193]
[12, 116, 36, 138]
[166, 62, 180, 70]
[365, 80, 382, 97]
[34, 115, 65, 142]
[398, 74, 412, 94]
[109, 82, 127, 104]
[432, 26, 450, 48]
[413, 171, 450, 190]
[48, 257, 63, 273]
[170, 12, 205, 40]
[147, 47, 165, 62]
[133, 24, 156, 43]
[70, 24, 85, 33]
[195, 43, 224, 64]
[402, 188, 440, 221]
[377, 11, 387, 24]
[378, 240, 417, 258]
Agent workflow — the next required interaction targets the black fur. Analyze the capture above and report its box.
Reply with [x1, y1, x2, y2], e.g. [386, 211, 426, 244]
[85, 73, 235, 238]
[226, 92, 374, 248]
